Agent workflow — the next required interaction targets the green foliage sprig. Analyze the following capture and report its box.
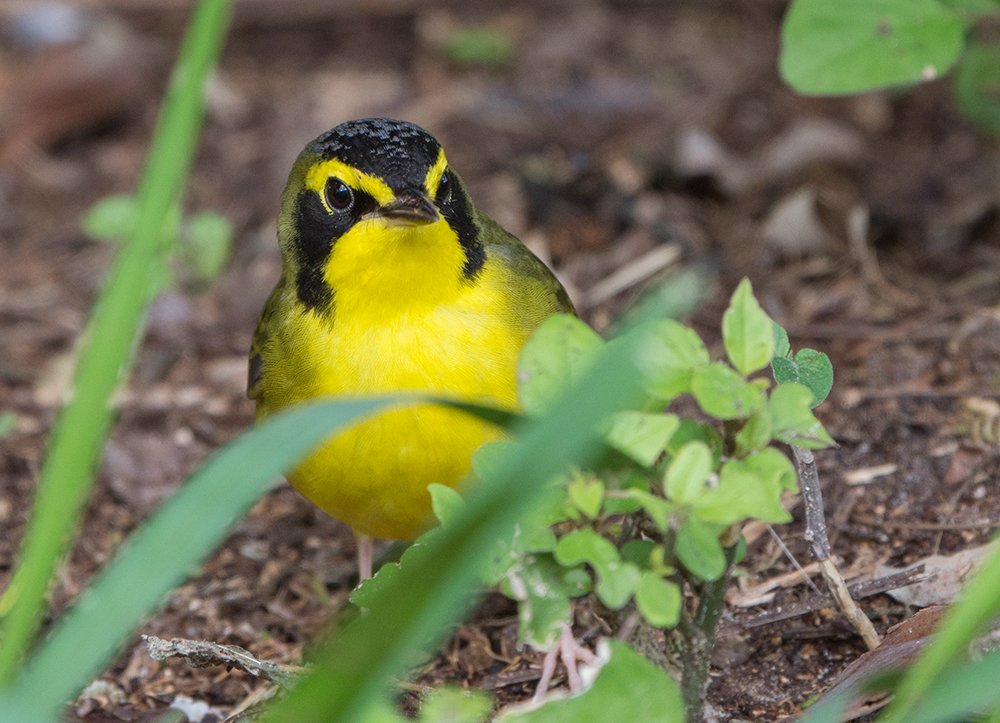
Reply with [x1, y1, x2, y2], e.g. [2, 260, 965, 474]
[84, 194, 233, 287]
[355, 278, 835, 720]
[781, 0, 1000, 134]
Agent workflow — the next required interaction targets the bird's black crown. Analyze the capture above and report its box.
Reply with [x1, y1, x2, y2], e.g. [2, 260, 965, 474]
[307, 118, 442, 193]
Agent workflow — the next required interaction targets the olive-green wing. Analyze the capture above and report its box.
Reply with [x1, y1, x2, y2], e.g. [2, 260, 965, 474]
[478, 212, 575, 316]
[247, 276, 286, 401]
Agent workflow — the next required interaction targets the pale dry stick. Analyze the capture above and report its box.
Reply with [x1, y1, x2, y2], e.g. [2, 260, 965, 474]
[729, 559, 826, 607]
[765, 524, 824, 598]
[792, 447, 881, 650]
[580, 243, 682, 309]
[730, 566, 929, 630]
[143, 635, 307, 689]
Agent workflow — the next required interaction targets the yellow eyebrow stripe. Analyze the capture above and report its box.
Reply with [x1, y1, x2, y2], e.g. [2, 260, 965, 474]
[305, 159, 395, 212]
[424, 149, 448, 196]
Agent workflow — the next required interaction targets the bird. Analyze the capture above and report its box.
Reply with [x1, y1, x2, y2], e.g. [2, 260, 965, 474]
[248, 118, 574, 582]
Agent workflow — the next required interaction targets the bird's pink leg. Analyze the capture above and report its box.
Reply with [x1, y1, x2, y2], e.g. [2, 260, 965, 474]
[532, 625, 599, 702]
[532, 649, 559, 703]
[356, 532, 374, 581]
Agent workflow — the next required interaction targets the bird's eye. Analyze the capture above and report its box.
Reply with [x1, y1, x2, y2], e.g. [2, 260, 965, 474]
[437, 171, 450, 202]
[324, 178, 353, 211]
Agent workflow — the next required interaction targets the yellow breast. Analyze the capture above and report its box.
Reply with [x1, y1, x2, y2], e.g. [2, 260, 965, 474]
[257, 216, 532, 540]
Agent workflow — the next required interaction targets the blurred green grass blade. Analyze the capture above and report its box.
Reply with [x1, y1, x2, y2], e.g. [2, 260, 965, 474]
[264, 321, 655, 723]
[0, 397, 393, 723]
[0, 0, 231, 682]
[904, 650, 1000, 723]
[881, 543, 1000, 721]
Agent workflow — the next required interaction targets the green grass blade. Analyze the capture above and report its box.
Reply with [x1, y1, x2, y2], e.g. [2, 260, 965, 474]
[0, 0, 231, 682]
[0, 397, 393, 723]
[905, 650, 1000, 723]
[881, 543, 1000, 721]
[264, 324, 653, 722]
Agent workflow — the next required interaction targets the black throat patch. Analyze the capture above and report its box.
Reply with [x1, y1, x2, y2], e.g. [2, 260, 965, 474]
[289, 119, 487, 308]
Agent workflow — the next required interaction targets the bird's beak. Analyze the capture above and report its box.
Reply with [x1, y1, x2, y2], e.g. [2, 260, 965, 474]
[377, 192, 439, 225]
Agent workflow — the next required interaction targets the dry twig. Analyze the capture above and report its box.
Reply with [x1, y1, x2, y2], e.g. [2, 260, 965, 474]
[143, 635, 307, 689]
[793, 447, 881, 649]
[729, 566, 928, 630]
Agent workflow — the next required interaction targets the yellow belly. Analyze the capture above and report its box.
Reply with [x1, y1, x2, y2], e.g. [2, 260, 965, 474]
[258, 270, 528, 540]
[288, 403, 507, 539]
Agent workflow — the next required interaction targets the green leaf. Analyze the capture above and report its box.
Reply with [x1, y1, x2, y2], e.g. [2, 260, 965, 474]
[636, 319, 710, 400]
[500, 555, 579, 650]
[554, 529, 620, 569]
[620, 539, 656, 568]
[182, 210, 233, 281]
[770, 356, 796, 384]
[792, 350, 833, 407]
[744, 447, 799, 493]
[517, 315, 605, 416]
[675, 517, 726, 581]
[482, 512, 558, 588]
[649, 546, 675, 577]
[595, 562, 642, 609]
[734, 410, 772, 457]
[429, 484, 467, 527]
[634, 572, 681, 628]
[0, 411, 16, 439]
[770, 382, 835, 448]
[445, 27, 513, 66]
[781, 0, 966, 95]
[691, 363, 765, 420]
[352, 552, 405, 609]
[472, 440, 518, 480]
[665, 420, 723, 468]
[771, 348, 834, 408]
[722, 279, 775, 376]
[421, 686, 492, 723]
[772, 321, 791, 360]
[955, 39, 1000, 134]
[601, 473, 646, 515]
[733, 535, 747, 565]
[553, 530, 639, 609]
[603, 410, 679, 466]
[82, 194, 137, 242]
[568, 476, 605, 519]
[664, 441, 712, 505]
[625, 489, 674, 532]
[693, 460, 791, 525]
[500, 640, 684, 723]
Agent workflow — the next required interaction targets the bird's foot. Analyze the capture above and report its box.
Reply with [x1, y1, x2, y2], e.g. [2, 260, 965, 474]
[532, 625, 599, 703]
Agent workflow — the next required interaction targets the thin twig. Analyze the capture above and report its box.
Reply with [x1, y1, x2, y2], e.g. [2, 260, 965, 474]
[766, 524, 824, 598]
[143, 635, 307, 689]
[848, 514, 1000, 531]
[728, 566, 928, 629]
[793, 447, 881, 650]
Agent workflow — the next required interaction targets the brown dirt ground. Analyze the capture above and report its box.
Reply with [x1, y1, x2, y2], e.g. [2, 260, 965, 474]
[2, 1, 1000, 721]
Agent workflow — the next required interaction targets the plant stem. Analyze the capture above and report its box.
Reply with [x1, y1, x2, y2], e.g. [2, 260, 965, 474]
[679, 544, 738, 723]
